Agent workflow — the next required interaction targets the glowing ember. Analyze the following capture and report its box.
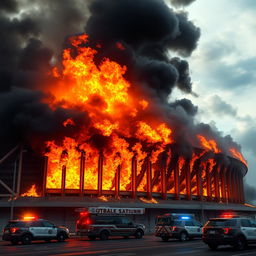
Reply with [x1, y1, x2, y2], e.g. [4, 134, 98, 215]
[229, 148, 247, 166]
[98, 195, 109, 202]
[140, 197, 158, 204]
[63, 118, 75, 127]
[21, 184, 40, 197]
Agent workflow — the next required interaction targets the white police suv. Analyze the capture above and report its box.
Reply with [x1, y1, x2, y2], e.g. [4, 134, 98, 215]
[2, 216, 69, 245]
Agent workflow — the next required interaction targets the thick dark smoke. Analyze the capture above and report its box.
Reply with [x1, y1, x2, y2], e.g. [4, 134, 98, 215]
[86, 0, 200, 98]
[0, 0, 243, 161]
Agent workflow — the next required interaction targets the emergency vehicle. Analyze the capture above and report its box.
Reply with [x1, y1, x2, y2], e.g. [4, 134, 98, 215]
[203, 216, 256, 250]
[155, 213, 202, 241]
[2, 216, 70, 245]
[76, 207, 146, 240]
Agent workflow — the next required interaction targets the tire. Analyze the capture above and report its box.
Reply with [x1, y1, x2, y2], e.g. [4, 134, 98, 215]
[161, 237, 169, 242]
[88, 236, 96, 241]
[100, 231, 109, 240]
[57, 232, 66, 242]
[21, 234, 32, 245]
[11, 240, 19, 245]
[179, 232, 188, 242]
[208, 243, 218, 250]
[134, 230, 143, 239]
[233, 236, 247, 251]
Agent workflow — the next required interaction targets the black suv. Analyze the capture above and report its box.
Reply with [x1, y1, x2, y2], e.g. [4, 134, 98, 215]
[203, 217, 256, 250]
[2, 219, 70, 245]
[76, 213, 145, 240]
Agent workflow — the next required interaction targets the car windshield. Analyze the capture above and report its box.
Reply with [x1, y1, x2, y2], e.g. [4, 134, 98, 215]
[206, 219, 237, 227]
[156, 218, 182, 226]
[6, 221, 27, 228]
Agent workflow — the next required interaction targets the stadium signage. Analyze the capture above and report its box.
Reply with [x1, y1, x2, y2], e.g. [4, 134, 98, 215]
[88, 207, 145, 215]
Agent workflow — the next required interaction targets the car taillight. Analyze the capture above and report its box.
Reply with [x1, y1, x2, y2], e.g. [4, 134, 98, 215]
[84, 219, 91, 225]
[223, 228, 231, 234]
[10, 228, 20, 233]
[172, 226, 177, 231]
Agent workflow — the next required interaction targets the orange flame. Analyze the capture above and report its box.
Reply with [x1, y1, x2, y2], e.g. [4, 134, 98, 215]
[21, 184, 40, 197]
[197, 135, 220, 153]
[44, 34, 174, 191]
[229, 148, 247, 166]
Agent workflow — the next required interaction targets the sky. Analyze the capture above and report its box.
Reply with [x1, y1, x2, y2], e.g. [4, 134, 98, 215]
[171, 0, 256, 196]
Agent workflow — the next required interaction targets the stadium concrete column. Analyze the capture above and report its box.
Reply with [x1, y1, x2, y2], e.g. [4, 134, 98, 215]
[79, 151, 85, 196]
[240, 173, 245, 203]
[146, 156, 152, 199]
[206, 162, 212, 201]
[42, 156, 48, 196]
[220, 166, 227, 202]
[214, 164, 220, 202]
[174, 159, 180, 200]
[161, 153, 167, 200]
[196, 161, 203, 201]
[226, 167, 232, 203]
[61, 165, 66, 196]
[185, 159, 191, 200]
[131, 154, 137, 199]
[98, 152, 103, 196]
[115, 164, 120, 198]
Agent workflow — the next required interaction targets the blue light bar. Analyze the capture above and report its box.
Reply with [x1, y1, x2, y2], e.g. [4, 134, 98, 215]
[180, 216, 191, 220]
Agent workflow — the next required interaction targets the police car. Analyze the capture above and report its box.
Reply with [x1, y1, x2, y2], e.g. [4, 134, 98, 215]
[2, 216, 70, 245]
[203, 216, 256, 250]
[155, 213, 202, 241]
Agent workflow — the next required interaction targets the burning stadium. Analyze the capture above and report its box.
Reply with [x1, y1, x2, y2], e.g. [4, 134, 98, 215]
[0, 0, 255, 232]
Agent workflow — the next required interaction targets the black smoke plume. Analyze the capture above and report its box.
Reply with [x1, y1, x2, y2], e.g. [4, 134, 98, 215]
[0, 0, 243, 163]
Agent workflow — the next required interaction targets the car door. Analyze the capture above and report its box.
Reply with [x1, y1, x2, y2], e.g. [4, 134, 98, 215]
[42, 221, 58, 238]
[29, 221, 46, 238]
[249, 220, 256, 241]
[184, 220, 196, 236]
[192, 220, 202, 237]
[240, 219, 254, 240]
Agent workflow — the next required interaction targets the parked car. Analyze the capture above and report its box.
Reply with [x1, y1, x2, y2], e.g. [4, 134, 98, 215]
[76, 212, 145, 240]
[2, 216, 69, 245]
[203, 217, 256, 250]
[155, 213, 202, 241]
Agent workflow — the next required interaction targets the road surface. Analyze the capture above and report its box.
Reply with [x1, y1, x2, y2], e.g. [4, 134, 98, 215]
[1, 236, 256, 256]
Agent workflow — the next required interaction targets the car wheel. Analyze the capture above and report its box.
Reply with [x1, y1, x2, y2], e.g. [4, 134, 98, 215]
[11, 240, 19, 245]
[161, 237, 169, 242]
[134, 230, 143, 239]
[100, 231, 109, 240]
[233, 236, 247, 251]
[88, 236, 96, 241]
[57, 232, 66, 242]
[21, 234, 32, 245]
[179, 232, 188, 242]
[208, 243, 218, 250]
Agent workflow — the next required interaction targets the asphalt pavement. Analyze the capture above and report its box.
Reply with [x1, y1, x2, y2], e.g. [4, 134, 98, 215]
[1, 236, 256, 256]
